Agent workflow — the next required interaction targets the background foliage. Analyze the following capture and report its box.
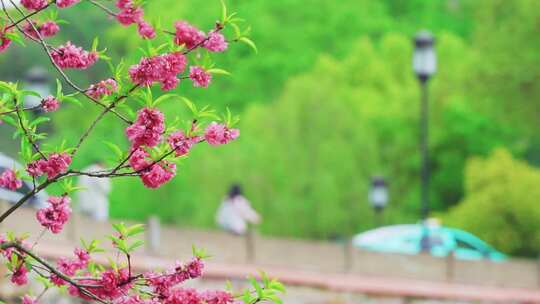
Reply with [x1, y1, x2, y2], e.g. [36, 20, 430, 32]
[0, 0, 538, 256]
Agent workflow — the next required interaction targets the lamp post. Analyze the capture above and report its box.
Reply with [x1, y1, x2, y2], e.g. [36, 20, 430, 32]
[368, 176, 388, 227]
[413, 31, 436, 252]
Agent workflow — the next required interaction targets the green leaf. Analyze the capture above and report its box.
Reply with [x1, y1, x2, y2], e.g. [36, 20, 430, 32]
[19, 90, 42, 98]
[104, 141, 124, 159]
[91, 37, 99, 52]
[4, 32, 25, 47]
[181, 97, 198, 116]
[153, 94, 176, 107]
[239, 37, 258, 53]
[126, 224, 145, 237]
[220, 0, 227, 23]
[29, 117, 50, 127]
[61, 96, 82, 106]
[56, 79, 63, 97]
[269, 280, 286, 293]
[128, 240, 145, 252]
[207, 68, 231, 76]
[112, 222, 128, 235]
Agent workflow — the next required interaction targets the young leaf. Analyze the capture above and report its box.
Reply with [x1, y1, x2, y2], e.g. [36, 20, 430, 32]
[207, 68, 231, 76]
[239, 37, 258, 53]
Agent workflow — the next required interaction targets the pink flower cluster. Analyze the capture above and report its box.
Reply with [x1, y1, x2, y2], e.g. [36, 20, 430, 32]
[36, 195, 71, 234]
[22, 21, 60, 39]
[11, 264, 29, 286]
[201, 290, 234, 304]
[51, 247, 90, 286]
[189, 66, 212, 88]
[167, 130, 199, 157]
[20, 0, 48, 10]
[0, 169, 22, 191]
[21, 295, 37, 304]
[0, 27, 12, 53]
[145, 258, 204, 298]
[126, 108, 165, 148]
[27, 153, 72, 179]
[174, 21, 205, 49]
[174, 21, 228, 53]
[204, 122, 240, 146]
[51, 41, 98, 69]
[87, 78, 118, 99]
[56, 0, 80, 8]
[116, 0, 155, 39]
[204, 32, 228, 53]
[41, 96, 60, 112]
[162, 288, 232, 304]
[129, 148, 176, 188]
[68, 268, 132, 300]
[129, 52, 187, 90]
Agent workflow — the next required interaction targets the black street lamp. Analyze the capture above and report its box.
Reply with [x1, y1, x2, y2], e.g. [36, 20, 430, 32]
[413, 31, 436, 252]
[368, 176, 388, 227]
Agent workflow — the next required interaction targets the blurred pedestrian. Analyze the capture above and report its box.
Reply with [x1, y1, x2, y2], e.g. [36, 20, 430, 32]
[216, 184, 260, 235]
[76, 162, 111, 221]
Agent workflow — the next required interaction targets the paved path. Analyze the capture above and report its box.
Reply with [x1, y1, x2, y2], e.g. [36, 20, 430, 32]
[34, 242, 540, 303]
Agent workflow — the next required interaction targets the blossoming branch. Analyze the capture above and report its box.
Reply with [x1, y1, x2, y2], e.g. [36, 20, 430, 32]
[0, 0, 282, 303]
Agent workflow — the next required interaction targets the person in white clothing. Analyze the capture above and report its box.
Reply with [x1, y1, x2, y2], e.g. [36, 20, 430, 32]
[216, 184, 260, 235]
[76, 163, 111, 221]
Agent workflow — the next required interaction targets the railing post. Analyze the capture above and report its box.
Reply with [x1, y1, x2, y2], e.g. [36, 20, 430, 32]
[146, 215, 161, 255]
[245, 225, 256, 264]
[67, 209, 80, 243]
[537, 253, 540, 288]
[344, 237, 353, 272]
[446, 250, 455, 282]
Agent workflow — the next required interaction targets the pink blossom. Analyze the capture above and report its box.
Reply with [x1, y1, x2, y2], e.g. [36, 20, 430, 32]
[137, 20, 155, 39]
[0, 235, 13, 259]
[116, 6, 144, 26]
[186, 257, 204, 278]
[203, 32, 228, 52]
[129, 52, 187, 90]
[87, 78, 118, 99]
[204, 122, 240, 146]
[140, 161, 175, 188]
[21, 295, 37, 304]
[125, 108, 165, 148]
[56, 0, 80, 8]
[189, 66, 212, 88]
[116, 0, 131, 9]
[0, 27, 12, 53]
[165, 288, 201, 304]
[144, 257, 204, 297]
[0, 169, 22, 191]
[51, 41, 98, 69]
[115, 296, 145, 304]
[96, 268, 132, 300]
[36, 195, 71, 233]
[201, 290, 233, 304]
[174, 21, 205, 49]
[41, 96, 60, 112]
[129, 148, 151, 171]
[168, 130, 196, 157]
[74, 247, 90, 268]
[27, 153, 71, 179]
[23, 21, 60, 39]
[128, 148, 175, 188]
[11, 265, 28, 286]
[40, 21, 60, 37]
[20, 0, 48, 10]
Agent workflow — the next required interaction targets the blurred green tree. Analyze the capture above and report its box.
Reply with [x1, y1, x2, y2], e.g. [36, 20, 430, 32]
[445, 149, 540, 256]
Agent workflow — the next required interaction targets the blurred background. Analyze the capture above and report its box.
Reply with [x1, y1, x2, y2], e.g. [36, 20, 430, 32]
[1, 0, 540, 303]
